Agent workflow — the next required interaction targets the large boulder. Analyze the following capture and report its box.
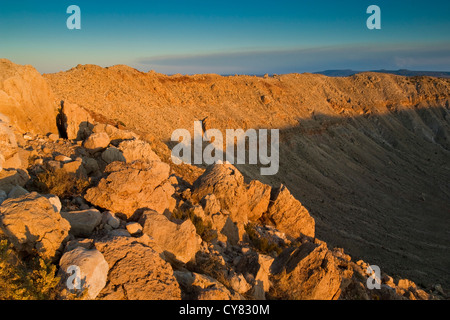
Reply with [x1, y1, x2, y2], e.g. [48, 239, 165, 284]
[270, 241, 342, 300]
[0, 59, 58, 135]
[85, 160, 175, 218]
[0, 192, 70, 260]
[266, 185, 315, 238]
[139, 210, 202, 264]
[83, 132, 111, 152]
[94, 236, 181, 300]
[61, 209, 102, 237]
[192, 163, 250, 239]
[58, 246, 109, 300]
[118, 139, 161, 163]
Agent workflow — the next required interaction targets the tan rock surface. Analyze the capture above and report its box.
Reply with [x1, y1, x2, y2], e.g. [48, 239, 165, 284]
[0, 192, 70, 260]
[85, 160, 173, 217]
[267, 185, 315, 238]
[139, 209, 202, 264]
[0, 59, 57, 134]
[94, 236, 181, 300]
[270, 241, 341, 300]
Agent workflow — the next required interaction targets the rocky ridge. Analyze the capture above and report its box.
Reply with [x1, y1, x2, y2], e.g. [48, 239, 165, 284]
[0, 112, 446, 300]
[0, 59, 448, 300]
[44, 62, 450, 288]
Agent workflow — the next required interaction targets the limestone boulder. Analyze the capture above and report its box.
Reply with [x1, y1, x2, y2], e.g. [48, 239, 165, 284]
[139, 210, 202, 264]
[267, 185, 315, 238]
[58, 246, 109, 300]
[118, 139, 161, 163]
[0, 192, 70, 260]
[85, 160, 174, 218]
[83, 132, 111, 152]
[270, 241, 342, 300]
[192, 163, 249, 239]
[61, 209, 102, 237]
[94, 236, 181, 300]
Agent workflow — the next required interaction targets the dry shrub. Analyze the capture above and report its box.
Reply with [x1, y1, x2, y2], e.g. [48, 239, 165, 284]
[0, 238, 60, 300]
[245, 223, 283, 255]
[36, 169, 89, 198]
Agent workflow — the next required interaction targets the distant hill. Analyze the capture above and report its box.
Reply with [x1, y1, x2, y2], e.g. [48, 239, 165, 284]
[315, 69, 450, 78]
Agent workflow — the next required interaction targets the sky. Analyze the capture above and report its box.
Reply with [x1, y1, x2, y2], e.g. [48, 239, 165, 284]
[0, 0, 449, 74]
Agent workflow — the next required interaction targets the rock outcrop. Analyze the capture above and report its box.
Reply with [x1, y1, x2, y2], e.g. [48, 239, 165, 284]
[266, 185, 315, 239]
[270, 241, 341, 300]
[0, 59, 57, 134]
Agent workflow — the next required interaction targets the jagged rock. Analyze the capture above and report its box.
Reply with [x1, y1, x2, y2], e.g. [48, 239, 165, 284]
[190, 198, 239, 244]
[139, 209, 202, 264]
[101, 147, 125, 164]
[192, 163, 249, 240]
[200, 194, 221, 215]
[58, 246, 109, 300]
[118, 139, 161, 163]
[270, 241, 341, 300]
[247, 180, 271, 221]
[0, 59, 57, 134]
[94, 236, 181, 300]
[83, 132, 111, 152]
[267, 185, 315, 238]
[174, 270, 240, 300]
[235, 251, 274, 294]
[61, 209, 102, 237]
[85, 160, 174, 218]
[0, 192, 70, 260]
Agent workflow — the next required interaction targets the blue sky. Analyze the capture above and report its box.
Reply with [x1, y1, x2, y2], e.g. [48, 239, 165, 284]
[0, 0, 449, 74]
